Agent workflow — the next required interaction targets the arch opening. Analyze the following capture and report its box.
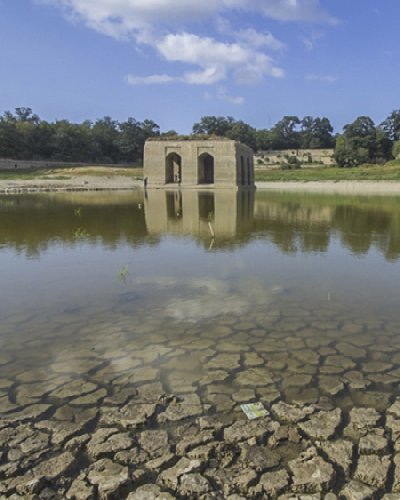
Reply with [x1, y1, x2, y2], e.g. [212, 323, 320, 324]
[166, 153, 182, 184]
[198, 153, 214, 184]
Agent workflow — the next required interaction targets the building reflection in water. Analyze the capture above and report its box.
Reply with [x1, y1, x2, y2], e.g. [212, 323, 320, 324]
[1, 191, 400, 260]
[144, 189, 255, 248]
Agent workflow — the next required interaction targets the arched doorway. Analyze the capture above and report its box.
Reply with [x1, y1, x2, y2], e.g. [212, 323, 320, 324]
[166, 153, 182, 184]
[198, 153, 214, 184]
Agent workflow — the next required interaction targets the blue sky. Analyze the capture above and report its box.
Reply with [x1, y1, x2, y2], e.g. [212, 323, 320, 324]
[1, 0, 399, 133]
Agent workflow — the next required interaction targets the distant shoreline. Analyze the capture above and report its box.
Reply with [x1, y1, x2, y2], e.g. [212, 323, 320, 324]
[0, 176, 142, 193]
[1, 177, 400, 194]
[256, 180, 400, 194]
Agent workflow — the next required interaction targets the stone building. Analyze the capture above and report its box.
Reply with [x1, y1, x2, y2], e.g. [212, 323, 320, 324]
[143, 138, 255, 189]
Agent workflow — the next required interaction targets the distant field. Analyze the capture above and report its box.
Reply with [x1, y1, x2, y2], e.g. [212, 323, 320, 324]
[255, 161, 400, 182]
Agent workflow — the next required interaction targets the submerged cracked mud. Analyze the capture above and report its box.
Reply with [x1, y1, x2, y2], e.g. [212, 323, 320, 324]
[1, 284, 400, 498]
[2, 305, 400, 498]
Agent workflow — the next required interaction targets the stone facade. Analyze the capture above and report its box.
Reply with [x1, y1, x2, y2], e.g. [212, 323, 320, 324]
[255, 148, 335, 168]
[143, 139, 255, 189]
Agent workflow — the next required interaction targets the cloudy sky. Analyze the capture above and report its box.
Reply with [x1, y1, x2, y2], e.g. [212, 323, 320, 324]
[1, 0, 399, 132]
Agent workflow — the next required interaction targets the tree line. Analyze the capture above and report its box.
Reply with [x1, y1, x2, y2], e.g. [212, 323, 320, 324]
[1, 107, 399, 167]
[0, 108, 160, 164]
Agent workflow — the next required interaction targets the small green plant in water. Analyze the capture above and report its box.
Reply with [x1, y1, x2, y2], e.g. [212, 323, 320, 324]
[74, 207, 82, 217]
[73, 227, 89, 239]
[117, 265, 129, 282]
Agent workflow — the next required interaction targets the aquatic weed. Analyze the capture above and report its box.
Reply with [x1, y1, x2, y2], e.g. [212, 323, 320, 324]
[117, 265, 129, 282]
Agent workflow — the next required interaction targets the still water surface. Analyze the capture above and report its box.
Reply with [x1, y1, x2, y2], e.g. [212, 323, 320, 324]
[1, 189, 400, 415]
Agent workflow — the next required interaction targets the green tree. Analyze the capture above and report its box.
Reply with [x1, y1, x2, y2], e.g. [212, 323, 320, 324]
[91, 116, 120, 163]
[299, 116, 314, 148]
[375, 128, 393, 163]
[226, 121, 256, 151]
[300, 116, 334, 149]
[268, 116, 301, 149]
[15, 107, 40, 124]
[335, 116, 391, 167]
[310, 117, 335, 148]
[50, 120, 94, 162]
[30, 121, 55, 159]
[0, 111, 24, 158]
[393, 141, 400, 159]
[334, 135, 369, 167]
[255, 129, 272, 152]
[192, 116, 235, 136]
[141, 119, 160, 138]
[118, 118, 160, 162]
[192, 116, 256, 150]
[160, 130, 178, 138]
[381, 110, 400, 141]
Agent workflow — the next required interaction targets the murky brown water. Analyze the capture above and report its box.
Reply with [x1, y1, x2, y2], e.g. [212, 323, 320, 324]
[1, 189, 400, 496]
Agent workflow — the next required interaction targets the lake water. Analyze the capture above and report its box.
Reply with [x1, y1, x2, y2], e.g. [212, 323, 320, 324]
[1, 189, 400, 407]
[1, 188, 400, 495]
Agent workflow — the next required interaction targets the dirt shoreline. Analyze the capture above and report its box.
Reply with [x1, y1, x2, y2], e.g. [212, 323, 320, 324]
[1, 177, 400, 194]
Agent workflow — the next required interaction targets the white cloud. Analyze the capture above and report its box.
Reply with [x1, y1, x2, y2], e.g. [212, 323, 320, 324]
[300, 29, 324, 51]
[301, 36, 314, 51]
[153, 32, 284, 86]
[40, 0, 221, 37]
[42, 0, 335, 39]
[220, 0, 335, 23]
[216, 19, 285, 51]
[305, 74, 338, 83]
[236, 28, 285, 51]
[183, 67, 226, 85]
[126, 30, 285, 87]
[39, 0, 334, 90]
[126, 73, 178, 85]
[203, 87, 244, 104]
[127, 67, 230, 86]
[156, 33, 243, 66]
[250, 0, 336, 24]
[217, 87, 244, 105]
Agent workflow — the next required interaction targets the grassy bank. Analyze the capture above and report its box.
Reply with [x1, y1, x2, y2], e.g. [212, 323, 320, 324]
[2, 162, 400, 183]
[0, 166, 144, 181]
[255, 161, 400, 182]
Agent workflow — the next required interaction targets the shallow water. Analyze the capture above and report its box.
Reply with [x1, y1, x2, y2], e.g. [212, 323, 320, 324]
[1, 189, 400, 495]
